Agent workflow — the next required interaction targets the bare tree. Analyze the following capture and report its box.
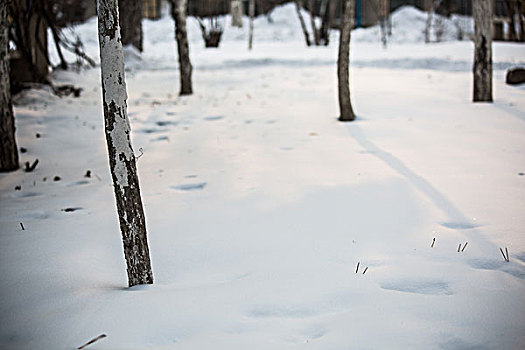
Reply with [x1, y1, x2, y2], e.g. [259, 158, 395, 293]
[473, 0, 493, 102]
[197, 17, 223, 48]
[307, 0, 320, 45]
[231, 0, 243, 28]
[248, 0, 255, 50]
[297, 0, 332, 46]
[337, 0, 356, 122]
[170, 0, 193, 95]
[425, 0, 443, 43]
[295, 0, 311, 46]
[96, 0, 153, 287]
[1, 0, 19, 172]
[8, 0, 49, 85]
[118, 0, 143, 52]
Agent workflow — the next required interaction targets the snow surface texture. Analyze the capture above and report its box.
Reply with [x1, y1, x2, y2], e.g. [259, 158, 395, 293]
[2, 4, 525, 350]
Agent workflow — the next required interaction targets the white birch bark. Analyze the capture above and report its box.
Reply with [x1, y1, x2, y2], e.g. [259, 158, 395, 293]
[231, 0, 243, 28]
[97, 0, 153, 287]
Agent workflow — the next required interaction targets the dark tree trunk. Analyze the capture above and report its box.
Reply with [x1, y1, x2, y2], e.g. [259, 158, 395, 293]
[9, 0, 49, 85]
[473, 0, 493, 102]
[337, 0, 356, 122]
[1, 0, 19, 172]
[118, 0, 143, 52]
[171, 0, 193, 95]
[295, 1, 311, 46]
[307, 0, 320, 45]
[248, 0, 255, 50]
[96, 0, 153, 287]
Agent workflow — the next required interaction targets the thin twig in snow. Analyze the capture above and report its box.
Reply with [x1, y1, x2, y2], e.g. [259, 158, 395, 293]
[77, 334, 107, 349]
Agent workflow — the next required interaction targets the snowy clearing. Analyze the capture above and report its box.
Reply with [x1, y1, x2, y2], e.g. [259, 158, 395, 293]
[1, 4, 525, 350]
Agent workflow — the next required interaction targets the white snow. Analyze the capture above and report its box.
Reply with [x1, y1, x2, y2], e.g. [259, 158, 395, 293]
[2, 4, 525, 349]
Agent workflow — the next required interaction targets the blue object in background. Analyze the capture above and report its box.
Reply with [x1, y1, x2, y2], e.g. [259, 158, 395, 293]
[356, 0, 362, 28]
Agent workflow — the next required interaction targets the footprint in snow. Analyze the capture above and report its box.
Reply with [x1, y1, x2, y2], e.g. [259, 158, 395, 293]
[171, 182, 207, 191]
[380, 279, 452, 295]
[8, 191, 42, 199]
[156, 120, 178, 127]
[136, 128, 168, 134]
[204, 116, 223, 121]
[468, 257, 525, 280]
[440, 221, 479, 230]
[21, 211, 50, 220]
[150, 136, 169, 142]
[67, 180, 90, 187]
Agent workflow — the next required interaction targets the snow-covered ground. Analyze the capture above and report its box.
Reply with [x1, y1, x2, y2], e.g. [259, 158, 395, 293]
[1, 4, 525, 349]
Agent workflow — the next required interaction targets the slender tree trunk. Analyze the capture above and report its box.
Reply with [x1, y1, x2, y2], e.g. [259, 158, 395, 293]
[96, 0, 153, 287]
[473, 0, 493, 102]
[248, 0, 255, 50]
[338, 0, 356, 122]
[425, 7, 433, 43]
[295, 1, 311, 46]
[231, 0, 243, 28]
[307, 0, 320, 45]
[118, 0, 143, 52]
[172, 0, 193, 95]
[509, 0, 516, 41]
[518, 1, 525, 42]
[1, 0, 19, 172]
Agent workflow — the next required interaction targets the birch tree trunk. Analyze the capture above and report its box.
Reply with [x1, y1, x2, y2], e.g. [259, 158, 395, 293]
[472, 0, 493, 102]
[231, 0, 243, 28]
[0, 0, 19, 172]
[118, 0, 143, 52]
[295, 1, 311, 46]
[172, 0, 193, 95]
[96, 0, 153, 287]
[337, 0, 356, 122]
[248, 0, 255, 50]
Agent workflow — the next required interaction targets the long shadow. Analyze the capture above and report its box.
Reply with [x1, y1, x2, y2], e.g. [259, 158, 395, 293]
[345, 124, 496, 253]
[492, 100, 525, 123]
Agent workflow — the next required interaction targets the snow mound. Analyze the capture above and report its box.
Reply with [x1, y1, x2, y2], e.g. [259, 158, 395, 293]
[353, 5, 474, 44]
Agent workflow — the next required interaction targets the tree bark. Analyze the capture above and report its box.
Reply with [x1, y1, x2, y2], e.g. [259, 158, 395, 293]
[307, 0, 320, 45]
[96, 0, 153, 287]
[231, 0, 243, 28]
[472, 0, 493, 102]
[1, 0, 19, 172]
[118, 0, 143, 52]
[9, 0, 49, 84]
[172, 0, 193, 95]
[295, 1, 311, 46]
[248, 0, 255, 50]
[337, 0, 356, 122]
